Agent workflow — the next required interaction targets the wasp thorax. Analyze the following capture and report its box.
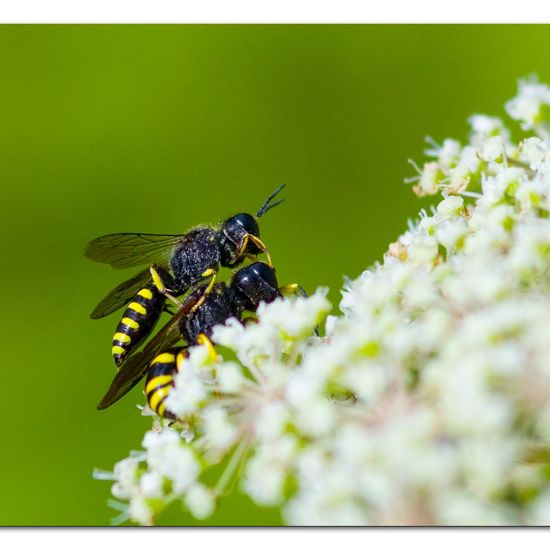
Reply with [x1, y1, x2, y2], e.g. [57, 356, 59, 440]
[232, 261, 280, 311]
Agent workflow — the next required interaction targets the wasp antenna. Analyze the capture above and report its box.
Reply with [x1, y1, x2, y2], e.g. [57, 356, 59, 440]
[256, 184, 286, 218]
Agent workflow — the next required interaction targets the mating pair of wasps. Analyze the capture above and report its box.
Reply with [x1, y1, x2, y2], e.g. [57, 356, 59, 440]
[88, 185, 306, 420]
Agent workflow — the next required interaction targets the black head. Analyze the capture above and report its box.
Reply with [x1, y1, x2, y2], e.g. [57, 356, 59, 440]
[219, 185, 285, 266]
[231, 261, 281, 312]
[221, 212, 261, 248]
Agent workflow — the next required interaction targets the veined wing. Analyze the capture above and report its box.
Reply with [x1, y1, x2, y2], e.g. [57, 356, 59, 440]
[90, 267, 154, 319]
[85, 232, 184, 270]
[96, 287, 205, 410]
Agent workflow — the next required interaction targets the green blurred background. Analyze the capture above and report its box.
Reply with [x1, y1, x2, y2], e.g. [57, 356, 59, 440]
[1, 24, 549, 525]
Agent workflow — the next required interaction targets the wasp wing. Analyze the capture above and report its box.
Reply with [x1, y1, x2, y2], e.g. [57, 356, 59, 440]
[90, 267, 155, 319]
[96, 289, 204, 410]
[85, 232, 184, 270]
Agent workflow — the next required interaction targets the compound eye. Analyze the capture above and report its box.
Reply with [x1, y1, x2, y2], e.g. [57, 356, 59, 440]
[232, 213, 260, 236]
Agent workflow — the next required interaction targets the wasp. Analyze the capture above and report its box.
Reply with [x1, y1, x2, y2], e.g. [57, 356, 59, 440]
[86, 185, 285, 365]
[97, 261, 306, 416]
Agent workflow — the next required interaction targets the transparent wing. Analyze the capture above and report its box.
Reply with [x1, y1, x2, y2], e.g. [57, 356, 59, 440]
[96, 288, 204, 410]
[85, 232, 184, 270]
[90, 267, 156, 319]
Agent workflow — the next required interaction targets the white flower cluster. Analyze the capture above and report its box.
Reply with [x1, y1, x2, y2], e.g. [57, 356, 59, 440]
[95, 78, 550, 525]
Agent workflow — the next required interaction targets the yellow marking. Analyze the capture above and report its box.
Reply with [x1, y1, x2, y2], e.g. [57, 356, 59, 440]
[176, 349, 188, 368]
[138, 288, 153, 300]
[249, 235, 272, 266]
[237, 234, 249, 257]
[145, 375, 173, 394]
[191, 272, 217, 313]
[122, 317, 139, 330]
[149, 386, 170, 411]
[112, 345, 126, 356]
[153, 352, 176, 364]
[114, 332, 131, 343]
[197, 333, 218, 361]
[279, 283, 299, 295]
[157, 401, 167, 417]
[128, 302, 147, 315]
[150, 265, 166, 293]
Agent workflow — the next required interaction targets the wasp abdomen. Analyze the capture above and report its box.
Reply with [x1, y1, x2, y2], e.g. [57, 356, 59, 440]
[145, 347, 186, 419]
[112, 285, 166, 366]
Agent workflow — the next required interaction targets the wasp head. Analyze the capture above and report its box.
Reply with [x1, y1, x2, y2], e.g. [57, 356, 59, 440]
[231, 261, 280, 311]
[220, 213, 264, 266]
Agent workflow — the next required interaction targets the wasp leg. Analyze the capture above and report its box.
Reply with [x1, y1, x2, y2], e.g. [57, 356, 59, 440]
[190, 269, 217, 313]
[196, 333, 218, 361]
[150, 264, 183, 309]
[239, 234, 273, 267]
[279, 283, 308, 298]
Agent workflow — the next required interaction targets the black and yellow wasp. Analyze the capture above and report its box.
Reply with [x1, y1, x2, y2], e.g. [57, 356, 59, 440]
[86, 185, 285, 366]
[97, 261, 305, 419]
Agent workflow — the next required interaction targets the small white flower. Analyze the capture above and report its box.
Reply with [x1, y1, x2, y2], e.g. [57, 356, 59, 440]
[519, 136, 547, 165]
[506, 77, 550, 131]
[414, 162, 440, 196]
[479, 136, 504, 162]
[293, 396, 336, 437]
[140, 471, 164, 498]
[254, 401, 290, 440]
[217, 361, 247, 394]
[185, 484, 215, 519]
[129, 494, 154, 526]
[407, 233, 439, 265]
[469, 114, 510, 139]
[202, 407, 238, 451]
[435, 218, 467, 251]
[165, 360, 208, 417]
[111, 457, 139, 500]
[258, 289, 331, 340]
[436, 195, 464, 220]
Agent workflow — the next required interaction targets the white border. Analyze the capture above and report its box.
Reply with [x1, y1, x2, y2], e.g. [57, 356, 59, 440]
[0, 528, 547, 549]
[1, 0, 550, 23]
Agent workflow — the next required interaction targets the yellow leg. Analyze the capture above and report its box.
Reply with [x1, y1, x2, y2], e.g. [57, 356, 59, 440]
[239, 234, 272, 267]
[248, 235, 272, 267]
[279, 283, 298, 295]
[196, 333, 218, 361]
[190, 269, 217, 313]
[237, 234, 250, 258]
[279, 283, 308, 298]
[150, 264, 167, 293]
[150, 264, 183, 308]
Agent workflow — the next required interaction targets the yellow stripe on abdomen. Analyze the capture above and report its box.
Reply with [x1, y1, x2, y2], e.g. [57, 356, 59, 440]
[114, 332, 131, 343]
[157, 401, 168, 418]
[145, 375, 173, 394]
[138, 288, 154, 300]
[149, 386, 171, 412]
[128, 302, 147, 315]
[153, 352, 176, 364]
[121, 317, 139, 330]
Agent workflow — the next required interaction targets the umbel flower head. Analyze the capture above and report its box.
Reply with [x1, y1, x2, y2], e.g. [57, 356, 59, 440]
[95, 78, 550, 526]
